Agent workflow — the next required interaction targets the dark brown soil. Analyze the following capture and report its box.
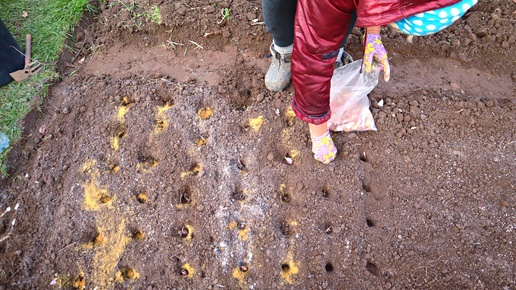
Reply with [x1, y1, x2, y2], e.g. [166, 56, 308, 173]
[1, 0, 515, 289]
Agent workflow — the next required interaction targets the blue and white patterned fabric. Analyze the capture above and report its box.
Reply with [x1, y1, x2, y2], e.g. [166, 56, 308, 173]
[391, 0, 478, 36]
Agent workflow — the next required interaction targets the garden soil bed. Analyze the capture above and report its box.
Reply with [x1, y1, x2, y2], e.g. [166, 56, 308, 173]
[0, 0, 515, 289]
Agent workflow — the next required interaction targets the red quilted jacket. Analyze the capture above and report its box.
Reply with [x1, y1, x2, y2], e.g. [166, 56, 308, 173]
[291, 0, 461, 124]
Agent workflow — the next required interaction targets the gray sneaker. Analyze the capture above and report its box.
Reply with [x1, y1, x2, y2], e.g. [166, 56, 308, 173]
[265, 43, 292, 92]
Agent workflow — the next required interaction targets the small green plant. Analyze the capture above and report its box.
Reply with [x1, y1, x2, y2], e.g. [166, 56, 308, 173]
[222, 8, 230, 20]
[218, 8, 230, 24]
[148, 5, 162, 24]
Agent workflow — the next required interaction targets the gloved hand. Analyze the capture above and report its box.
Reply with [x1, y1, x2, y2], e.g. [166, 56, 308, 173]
[311, 130, 337, 164]
[363, 33, 390, 82]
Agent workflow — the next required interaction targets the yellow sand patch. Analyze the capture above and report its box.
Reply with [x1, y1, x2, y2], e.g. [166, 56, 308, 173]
[249, 116, 264, 132]
[181, 264, 195, 278]
[279, 184, 286, 195]
[289, 149, 300, 158]
[117, 98, 131, 122]
[286, 107, 296, 117]
[238, 227, 249, 241]
[83, 182, 113, 211]
[280, 260, 299, 285]
[228, 221, 238, 230]
[111, 136, 119, 151]
[110, 164, 120, 173]
[156, 103, 173, 116]
[154, 118, 168, 134]
[180, 163, 202, 179]
[179, 224, 194, 241]
[116, 267, 140, 282]
[81, 159, 97, 173]
[136, 158, 159, 173]
[232, 266, 249, 284]
[81, 159, 130, 289]
[198, 107, 213, 119]
[195, 137, 207, 146]
[92, 215, 130, 288]
[185, 225, 194, 241]
[174, 201, 195, 209]
[72, 272, 86, 290]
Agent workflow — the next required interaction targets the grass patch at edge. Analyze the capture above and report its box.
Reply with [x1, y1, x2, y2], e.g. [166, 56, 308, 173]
[0, 0, 91, 177]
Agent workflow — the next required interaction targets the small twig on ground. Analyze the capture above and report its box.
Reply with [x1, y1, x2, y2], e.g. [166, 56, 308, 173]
[188, 40, 203, 50]
[58, 242, 77, 253]
[167, 40, 184, 49]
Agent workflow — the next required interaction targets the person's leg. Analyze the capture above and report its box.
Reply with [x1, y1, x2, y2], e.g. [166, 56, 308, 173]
[335, 9, 357, 68]
[291, 0, 355, 163]
[262, 0, 297, 47]
[262, 0, 297, 92]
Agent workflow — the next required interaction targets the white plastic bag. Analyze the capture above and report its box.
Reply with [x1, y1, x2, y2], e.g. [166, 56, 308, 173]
[328, 60, 379, 132]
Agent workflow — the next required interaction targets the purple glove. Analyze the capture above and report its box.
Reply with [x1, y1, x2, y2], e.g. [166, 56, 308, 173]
[311, 130, 337, 164]
[363, 34, 390, 82]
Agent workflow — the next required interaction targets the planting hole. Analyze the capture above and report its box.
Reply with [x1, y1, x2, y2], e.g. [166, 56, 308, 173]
[362, 180, 371, 192]
[93, 233, 103, 246]
[366, 218, 375, 227]
[240, 262, 249, 272]
[137, 193, 148, 203]
[325, 263, 334, 272]
[180, 269, 189, 276]
[280, 191, 291, 202]
[232, 190, 246, 201]
[359, 151, 368, 162]
[366, 261, 379, 276]
[179, 187, 192, 204]
[280, 220, 291, 236]
[113, 123, 127, 139]
[236, 159, 246, 171]
[156, 119, 167, 129]
[133, 230, 144, 240]
[324, 223, 333, 234]
[100, 194, 111, 204]
[281, 263, 290, 272]
[179, 226, 189, 238]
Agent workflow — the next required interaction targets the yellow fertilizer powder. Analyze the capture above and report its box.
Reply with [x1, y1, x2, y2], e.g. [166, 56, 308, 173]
[81, 159, 130, 288]
[249, 116, 264, 132]
[280, 260, 299, 285]
[198, 107, 213, 119]
[232, 266, 249, 285]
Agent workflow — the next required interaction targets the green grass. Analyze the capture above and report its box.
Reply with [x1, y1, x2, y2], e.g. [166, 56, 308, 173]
[0, 0, 91, 177]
